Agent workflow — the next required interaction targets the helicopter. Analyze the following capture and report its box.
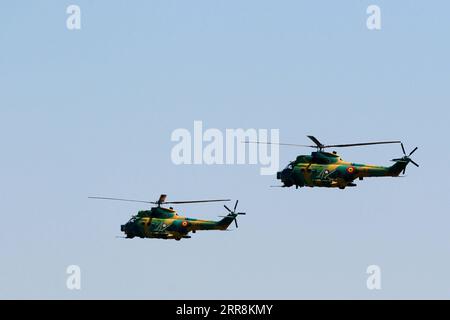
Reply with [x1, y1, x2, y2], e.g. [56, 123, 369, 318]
[248, 135, 419, 189]
[88, 194, 245, 240]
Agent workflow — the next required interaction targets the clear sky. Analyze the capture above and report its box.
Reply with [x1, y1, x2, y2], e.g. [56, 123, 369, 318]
[1, 0, 449, 299]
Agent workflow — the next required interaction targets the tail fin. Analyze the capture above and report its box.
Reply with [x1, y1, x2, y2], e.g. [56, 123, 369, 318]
[217, 213, 238, 230]
[389, 160, 408, 176]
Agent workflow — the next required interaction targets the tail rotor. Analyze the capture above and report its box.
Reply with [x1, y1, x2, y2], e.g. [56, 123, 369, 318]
[222, 200, 246, 228]
[392, 143, 419, 174]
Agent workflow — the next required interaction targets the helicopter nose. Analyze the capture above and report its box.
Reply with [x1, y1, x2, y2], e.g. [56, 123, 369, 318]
[120, 224, 125, 232]
[278, 169, 294, 187]
[277, 169, 290, 179]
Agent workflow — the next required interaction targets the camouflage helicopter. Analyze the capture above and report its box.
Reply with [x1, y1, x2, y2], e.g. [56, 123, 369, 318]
[89, 194, 245, 240]
[249, 136, 419, 189]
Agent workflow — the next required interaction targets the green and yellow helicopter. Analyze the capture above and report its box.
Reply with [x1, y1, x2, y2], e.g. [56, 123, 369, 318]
[89, 194, 245, 240]
[254, 135, 418, 190]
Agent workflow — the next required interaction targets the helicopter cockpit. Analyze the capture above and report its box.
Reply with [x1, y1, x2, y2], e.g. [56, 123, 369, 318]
[294, 155, 312, 164]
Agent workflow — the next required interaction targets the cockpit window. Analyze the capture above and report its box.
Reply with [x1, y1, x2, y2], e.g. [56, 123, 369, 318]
[285, 163, 294, 170]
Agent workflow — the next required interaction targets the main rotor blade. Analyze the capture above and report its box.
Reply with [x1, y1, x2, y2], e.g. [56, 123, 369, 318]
[410, 160, 419, 167]
[243, 141, 313, 148]
[234, 200, 238, 212]
[246, 138, 401, 150]
[401, 143, 406, 156]
[88, 196, 153, 204]
[89, 197, 230, 205]
[324, 141, 401, 148]
[408, 147, 418, 157]
[164, 199, 230, 204]
[307, 136, 325, 148]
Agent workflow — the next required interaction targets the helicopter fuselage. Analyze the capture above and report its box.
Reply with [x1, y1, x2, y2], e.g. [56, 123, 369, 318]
[277, 151, 408, 189]
[121, 207, 238, 240]
[89, 195, 244, 241]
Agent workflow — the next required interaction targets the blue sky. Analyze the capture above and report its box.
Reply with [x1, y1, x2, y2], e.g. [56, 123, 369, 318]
[0, 1, 449, 299]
